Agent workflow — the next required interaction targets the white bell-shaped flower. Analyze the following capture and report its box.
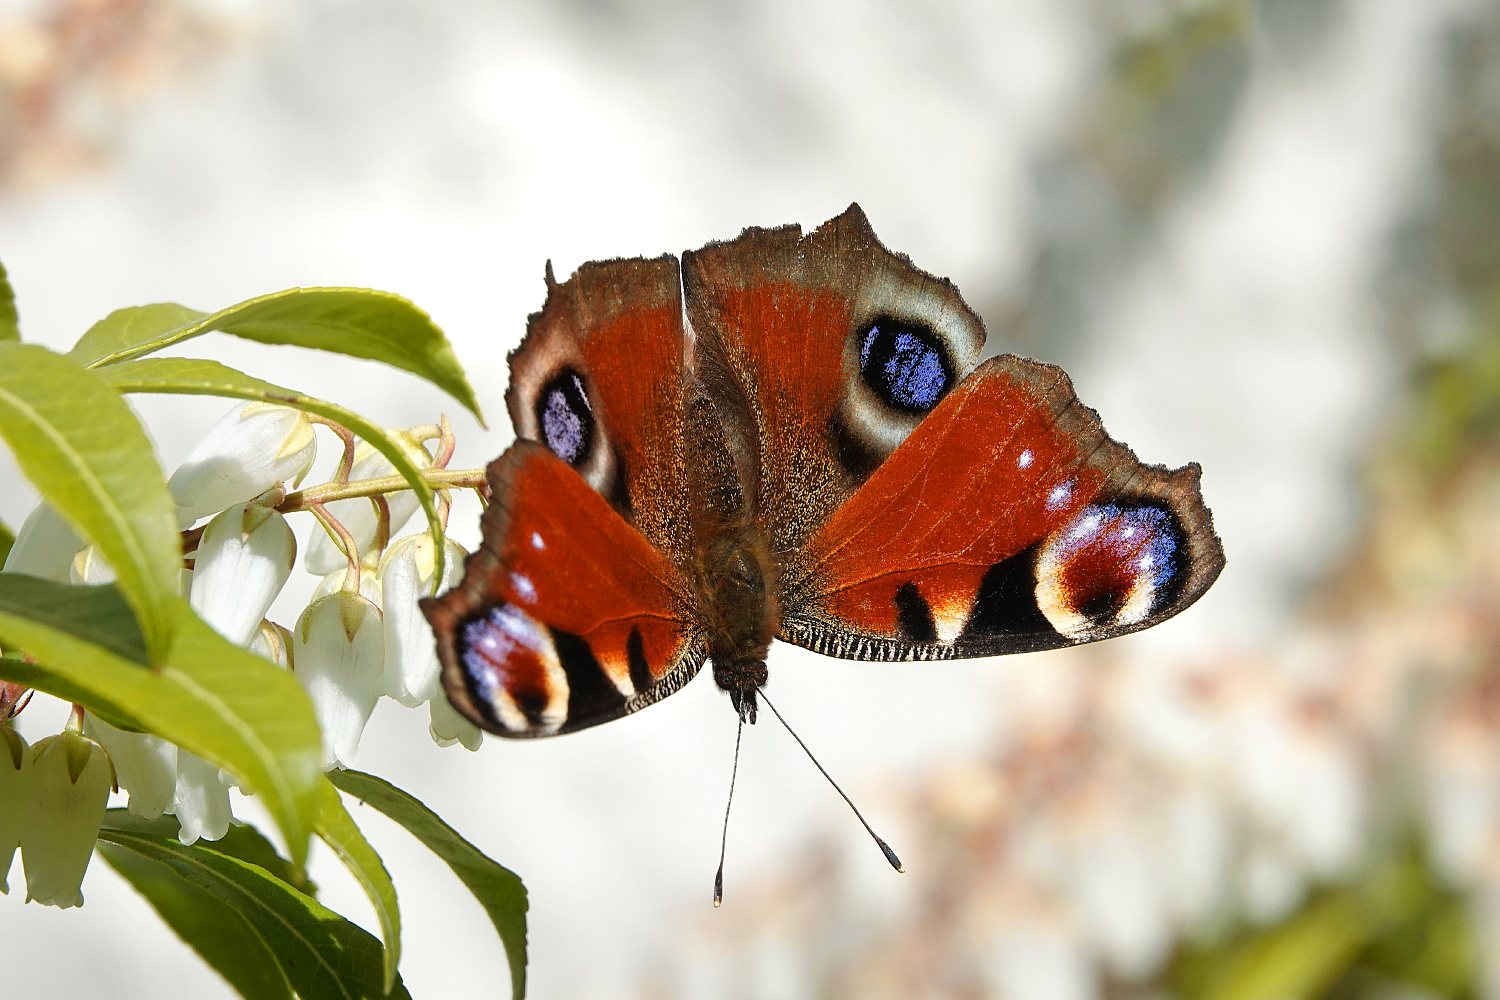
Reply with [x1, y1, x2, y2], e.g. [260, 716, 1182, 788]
[0, 727, 31, 893]
[69, 546, 116, 585]
[294, 592, 384, 769]
[173, 751, 232, 845]
[305, 436, 430, 574]
[22, 732, 112, 908]
[379, 534, 466, 706]
[3, 502, 83, 583]
[190, 502, 297, 647]
[429, 692, 483, 751]
[169, 401, 316, 527]
[82, 714, 176, 821]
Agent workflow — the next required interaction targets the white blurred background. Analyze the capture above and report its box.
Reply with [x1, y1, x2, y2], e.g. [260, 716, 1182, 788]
[2, 1, 1497, 997]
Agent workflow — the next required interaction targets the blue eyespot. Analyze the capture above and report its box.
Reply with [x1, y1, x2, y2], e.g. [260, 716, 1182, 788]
[1036, 500, 1186, 635]
[859, 319, 951, 412]
[537, 369, 593, 465]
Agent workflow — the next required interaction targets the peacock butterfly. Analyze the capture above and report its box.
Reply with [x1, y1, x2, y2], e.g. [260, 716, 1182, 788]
[422, 205, 1224, 740]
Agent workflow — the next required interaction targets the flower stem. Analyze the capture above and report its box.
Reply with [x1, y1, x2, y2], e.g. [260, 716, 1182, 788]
[432, 415, 456, 470]
[308, 501, 363, 594]
[310, 416, 358, 485]
[371, 494, 392, 558]
[277, 468, 487, 513]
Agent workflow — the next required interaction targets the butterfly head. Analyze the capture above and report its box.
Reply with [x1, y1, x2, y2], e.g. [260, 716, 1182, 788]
[711, 657, 767, 724]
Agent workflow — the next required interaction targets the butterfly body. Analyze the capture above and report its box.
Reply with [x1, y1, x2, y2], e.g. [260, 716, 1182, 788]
[678, 423, 778, 720]
[423, 206, 1225, 739]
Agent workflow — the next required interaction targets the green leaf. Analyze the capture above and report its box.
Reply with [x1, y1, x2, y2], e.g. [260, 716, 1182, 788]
[101, 846, 293, 1000]
[0, 518, 14, 571]
[0, 587, 321, 867]
[98, 826, 411, 1000]
[0, 574, 147, 663]
[0, 343, 181, 661]
[0, 655, 146, 732]
[99, 812, 294, 1000]
[70, 287, 482, 422]
[317, 779, 401, 993]
[71, 303, 207, 362]
[102, 809, 315, 895]
[0, 258, 16, 342]
[100, 356, 449, 590]
[330, 769, 527, 1000]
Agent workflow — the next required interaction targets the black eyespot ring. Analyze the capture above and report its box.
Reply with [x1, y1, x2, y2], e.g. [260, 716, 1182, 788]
[536, 368, 594, 465]
[858, 317, 953, 413]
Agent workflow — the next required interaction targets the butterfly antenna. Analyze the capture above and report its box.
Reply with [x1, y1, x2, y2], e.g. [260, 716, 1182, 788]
[713, 715, 745, 907]
[759, 691, 904, 874]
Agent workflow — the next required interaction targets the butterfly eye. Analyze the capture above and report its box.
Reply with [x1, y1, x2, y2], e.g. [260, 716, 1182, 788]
[1033, 501, 1185, 640]
[536, 369, 594, 466]
[857, 318, 953, 413]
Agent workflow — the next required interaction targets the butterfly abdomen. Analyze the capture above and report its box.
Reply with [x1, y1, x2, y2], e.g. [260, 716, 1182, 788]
[693, 514, 779, 719]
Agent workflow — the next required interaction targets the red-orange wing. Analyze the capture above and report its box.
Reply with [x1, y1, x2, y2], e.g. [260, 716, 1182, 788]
[779, 355, 1224, 659]
[423, 442, 704, 737]
[506, 256, 695, 573]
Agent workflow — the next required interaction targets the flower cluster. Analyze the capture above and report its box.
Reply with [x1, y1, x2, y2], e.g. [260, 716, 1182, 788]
[1, 400, 483, 906]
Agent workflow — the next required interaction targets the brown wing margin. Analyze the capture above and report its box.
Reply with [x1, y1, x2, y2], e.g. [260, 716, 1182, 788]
[423, 442, 705, 738]
[778, 355, 1224, 661]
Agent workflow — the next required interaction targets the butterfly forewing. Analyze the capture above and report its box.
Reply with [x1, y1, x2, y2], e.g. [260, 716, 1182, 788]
[505, 255, 696, 572]
[423, 442, 704, 737]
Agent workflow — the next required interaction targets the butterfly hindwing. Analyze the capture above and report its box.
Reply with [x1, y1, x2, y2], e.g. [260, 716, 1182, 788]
[423, 441, 704, 737]
[779, 355, 1224, 659]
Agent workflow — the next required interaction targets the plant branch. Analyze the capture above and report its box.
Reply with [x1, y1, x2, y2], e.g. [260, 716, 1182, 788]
[277, 469, 487, 513]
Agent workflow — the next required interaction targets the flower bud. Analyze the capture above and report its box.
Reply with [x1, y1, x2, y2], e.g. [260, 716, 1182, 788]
[379, 534, 466, 706]
[82, 714, 176, 821]
[305, 435, 431, 574]
[173, 751, 232, 845]
[0, 727, 31, 893]
[69, 546, 116, 585]
[249, 619, 294, 670]
[169, 401, 316, 527]
[0, 683, 30, 723]
[190, 502, 297, 647]
[430, 691, 482, 751]
[3, 502, 83, 583]
[22, 732, 112, 907]
[294, 592, 385, 769]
